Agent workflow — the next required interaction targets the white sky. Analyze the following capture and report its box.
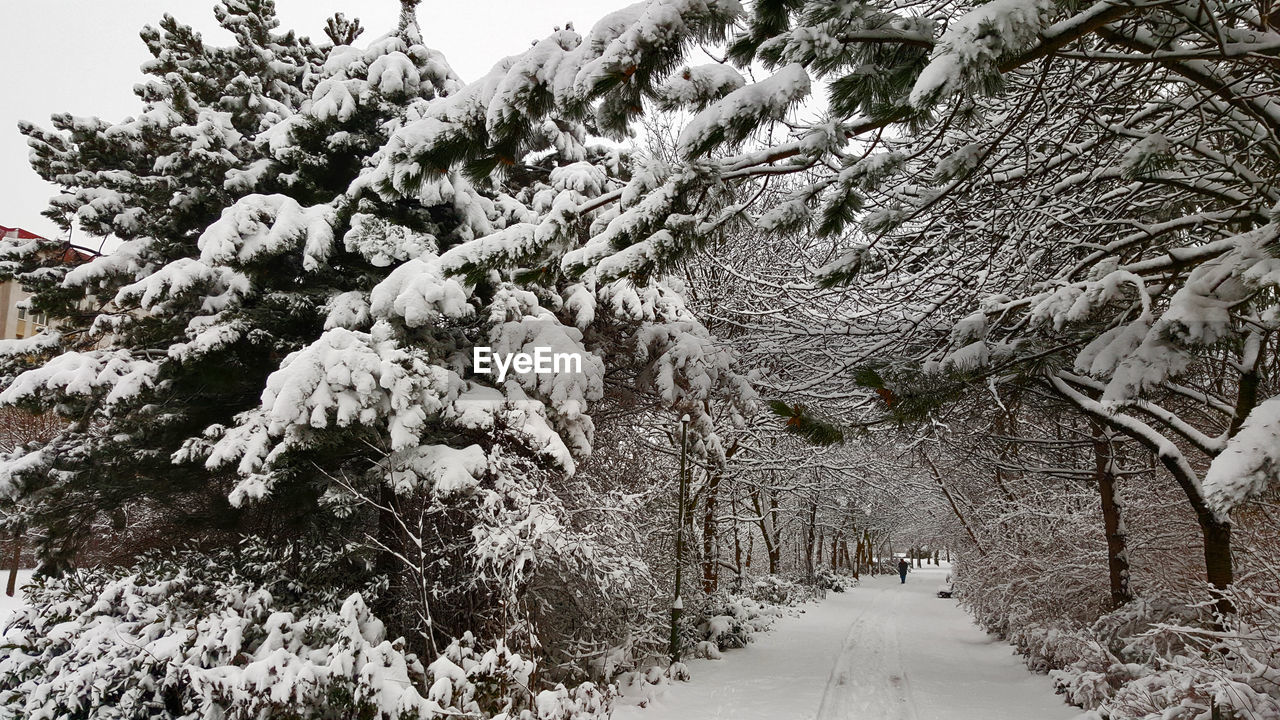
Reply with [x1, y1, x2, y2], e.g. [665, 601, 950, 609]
[0, 0, 611, 241]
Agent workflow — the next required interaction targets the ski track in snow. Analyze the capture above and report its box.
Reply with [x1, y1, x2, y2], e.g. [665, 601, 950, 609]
[617, 564, 1082, 720]
[815, 583, 915, 720]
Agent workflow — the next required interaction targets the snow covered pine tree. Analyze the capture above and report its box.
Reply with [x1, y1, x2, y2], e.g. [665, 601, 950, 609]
[0, 0, 752, 717]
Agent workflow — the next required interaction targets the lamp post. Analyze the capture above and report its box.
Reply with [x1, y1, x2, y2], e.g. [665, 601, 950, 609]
[669, 414, 690, 664]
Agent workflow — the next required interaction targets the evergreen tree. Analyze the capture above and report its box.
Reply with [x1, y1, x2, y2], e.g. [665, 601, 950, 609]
[0, 0, 751, 668]
[5, 0, 327, 565]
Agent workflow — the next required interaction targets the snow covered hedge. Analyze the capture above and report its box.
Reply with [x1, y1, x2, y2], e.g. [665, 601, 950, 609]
[1048, 590, 1280, 720]
[747, 573, 840, 606]
[677, 573, 845, 655]
[0, 542, 610, 720]
[968, 586, 1280, 720]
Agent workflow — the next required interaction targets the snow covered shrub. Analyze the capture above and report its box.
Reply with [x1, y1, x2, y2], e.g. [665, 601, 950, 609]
[610, 665, 688, 709]
[812, 569, 853, 593]
[699, 613, 754, 650]
[689, 589, 786, 651]
[749, 574, 825, 606]
[1046, 596, 1201, 709]
[1008, 625, 1102, 675]
[428, 633, 613, 719]
[1102, 663, 1280, 720]
[532, 682, 611, 720]
[961, 541, 1114, 648]
[1105, 587, 1280, 720]
[0, 542, 437, 719]
[1036, 588, 1280, 719]
[0, 541, 620, 720]
[692, 640, 723, 660]
[665, 662, 691, 682]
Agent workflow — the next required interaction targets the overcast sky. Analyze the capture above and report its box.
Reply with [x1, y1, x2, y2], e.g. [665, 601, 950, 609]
[0, 1, 610, 241]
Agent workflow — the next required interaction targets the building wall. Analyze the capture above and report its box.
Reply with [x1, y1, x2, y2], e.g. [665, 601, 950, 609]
[0, 281, 48, 340]
[0, 226, 53, 340]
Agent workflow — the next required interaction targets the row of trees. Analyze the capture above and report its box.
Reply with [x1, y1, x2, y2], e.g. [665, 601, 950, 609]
[619, 0, 1280, 620]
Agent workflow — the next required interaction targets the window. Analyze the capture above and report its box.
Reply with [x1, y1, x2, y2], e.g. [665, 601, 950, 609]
[16, 306, 26, 320]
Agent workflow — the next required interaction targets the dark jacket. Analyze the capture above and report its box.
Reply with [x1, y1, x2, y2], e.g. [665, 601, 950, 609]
[897, 560, 909, 574]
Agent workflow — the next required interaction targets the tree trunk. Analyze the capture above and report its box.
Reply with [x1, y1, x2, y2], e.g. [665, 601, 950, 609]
[701, 471, 723, 594]
[1201, 517, 1234, 617]
[1092, 428, 1132, 608]
[372, 485, 401, 622]
[732, 493, 744, 580]
[6, 529, 21, 597]
[767, 491, 782, 573]
[749, 488, 782, 575]
[804, 498, 818, 578]
[748, 487, 775, 574]
[1229, 332, 1262, 437]
[1049, 373, 1233, 617]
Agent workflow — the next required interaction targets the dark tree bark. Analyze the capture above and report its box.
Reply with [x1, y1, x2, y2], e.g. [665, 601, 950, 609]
[1092, 427, 1132, 608]
[732, 490, 744, 581]
[804, 497, 818, 578]
[6, 529, 21, 597]
[701, 471, 723, 593]
[749, 487, 782, 574]
[1051, 374, 1234, 617]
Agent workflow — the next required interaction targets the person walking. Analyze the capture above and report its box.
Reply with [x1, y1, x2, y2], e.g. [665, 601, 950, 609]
[898, 558, 909, 584]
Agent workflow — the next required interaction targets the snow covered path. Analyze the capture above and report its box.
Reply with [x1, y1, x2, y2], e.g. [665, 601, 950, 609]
[0, 570, 35, 627]
[615, 565, 1080, 720]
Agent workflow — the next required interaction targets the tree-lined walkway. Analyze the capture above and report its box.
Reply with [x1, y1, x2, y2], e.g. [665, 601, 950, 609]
[616, 565, 1079, 720]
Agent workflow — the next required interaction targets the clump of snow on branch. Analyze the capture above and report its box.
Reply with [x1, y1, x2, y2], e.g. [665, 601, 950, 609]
[1205, 396, 1280, 516]
[677, 63, 811, 157]
[909, 0, 1054, 106]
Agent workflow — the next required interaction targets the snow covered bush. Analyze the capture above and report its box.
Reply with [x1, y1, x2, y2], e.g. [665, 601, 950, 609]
[430, 633, 614, 720]
[675, 575, 829, 656]
[0, 542, 431, 719]
[812, 569, 852, 593]
[748, 574, 827, 607]
[0, 541, 623, 720]
[1047, 604, 1280, 720]
[692, 593, 780, 650]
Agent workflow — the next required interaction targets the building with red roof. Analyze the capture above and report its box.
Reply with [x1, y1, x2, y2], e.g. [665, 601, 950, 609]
[1, 225, 94, 340]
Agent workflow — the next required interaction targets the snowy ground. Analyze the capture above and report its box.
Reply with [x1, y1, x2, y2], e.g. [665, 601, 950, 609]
[617, 564, 1081, 720]
[0, 569, 35, 627]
